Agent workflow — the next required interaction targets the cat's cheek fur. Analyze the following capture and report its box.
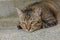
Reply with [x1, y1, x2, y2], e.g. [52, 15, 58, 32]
[29, 25, 42, 32]
[29, 27, 41, 32]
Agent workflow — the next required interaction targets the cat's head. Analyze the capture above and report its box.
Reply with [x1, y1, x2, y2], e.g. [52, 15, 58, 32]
[16, 8, 42, 32]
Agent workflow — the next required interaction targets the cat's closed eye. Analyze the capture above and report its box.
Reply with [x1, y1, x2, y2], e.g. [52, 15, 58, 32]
[20, 22, 26, 26]
[30, 21, 40, 26]
[34, 21, 41, 25]
[30, 21, 35, 24]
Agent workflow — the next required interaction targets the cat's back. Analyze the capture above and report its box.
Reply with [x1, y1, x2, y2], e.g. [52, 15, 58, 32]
[23, 0, 60, 23]
[23, 0, 60, 14]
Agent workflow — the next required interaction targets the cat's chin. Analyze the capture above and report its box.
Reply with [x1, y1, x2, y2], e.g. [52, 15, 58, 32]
[23, 29, 33, 32]
[23, 28, 40, 32]
[25, 29, 37, 32]
[25, 29, 32, 32]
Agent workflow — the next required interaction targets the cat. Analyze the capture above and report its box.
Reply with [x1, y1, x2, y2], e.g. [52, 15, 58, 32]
[16, 0, 60, 32]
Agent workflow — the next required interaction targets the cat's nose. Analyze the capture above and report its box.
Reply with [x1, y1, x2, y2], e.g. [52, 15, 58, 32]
[26, 25, 31, 31]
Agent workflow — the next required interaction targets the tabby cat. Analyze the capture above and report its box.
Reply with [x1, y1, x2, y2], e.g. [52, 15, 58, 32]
[16, 0, 60, 32]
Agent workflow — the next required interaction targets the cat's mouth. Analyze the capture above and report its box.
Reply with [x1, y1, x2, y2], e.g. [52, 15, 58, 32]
[25, 25, 31, 31]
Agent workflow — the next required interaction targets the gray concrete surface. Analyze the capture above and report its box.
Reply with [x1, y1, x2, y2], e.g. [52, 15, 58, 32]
[0, 24, 60, 40]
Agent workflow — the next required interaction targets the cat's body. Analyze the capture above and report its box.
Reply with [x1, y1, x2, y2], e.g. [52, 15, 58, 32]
[16, 0, 60, 32]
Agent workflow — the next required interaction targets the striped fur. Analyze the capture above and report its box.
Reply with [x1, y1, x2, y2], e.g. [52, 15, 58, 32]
[16, 0, 60, 32]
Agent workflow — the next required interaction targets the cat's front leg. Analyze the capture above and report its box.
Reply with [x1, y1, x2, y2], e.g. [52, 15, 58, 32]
[42, 18, 57, 27]
[46, 19, 57, 27]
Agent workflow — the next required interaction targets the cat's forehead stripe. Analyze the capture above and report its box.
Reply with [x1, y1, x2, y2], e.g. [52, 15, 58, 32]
[23, 8, 33, 20]
[23, 8, 32, 15]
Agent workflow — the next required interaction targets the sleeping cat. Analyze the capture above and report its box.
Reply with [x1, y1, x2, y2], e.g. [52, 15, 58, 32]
[16, 0, 60, 32]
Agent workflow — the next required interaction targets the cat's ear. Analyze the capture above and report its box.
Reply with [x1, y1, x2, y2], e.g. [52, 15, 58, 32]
[34, 8, 42, 16]
[16, 8, 24, 17]
[16, 8, 25, 21]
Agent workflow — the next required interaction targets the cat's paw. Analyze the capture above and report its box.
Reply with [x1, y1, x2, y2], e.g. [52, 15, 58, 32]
[47, 21, 57, 27]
